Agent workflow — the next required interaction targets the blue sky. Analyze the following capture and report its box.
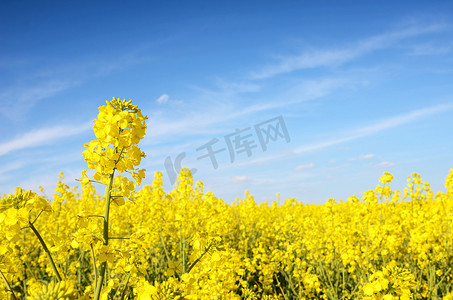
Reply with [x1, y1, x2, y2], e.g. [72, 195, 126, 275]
[1, 1, 453, 204]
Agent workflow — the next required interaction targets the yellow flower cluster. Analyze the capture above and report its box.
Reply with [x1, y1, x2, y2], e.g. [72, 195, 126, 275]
[2, 99, 453, 299]
[363, 261, 416, 299]
[82, 97, 147, 185]
[0, 188, 52, 243]
[27, 280, 75, 300]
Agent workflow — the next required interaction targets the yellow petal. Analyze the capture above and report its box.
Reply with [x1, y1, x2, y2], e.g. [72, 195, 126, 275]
[71, 240, 79, 249]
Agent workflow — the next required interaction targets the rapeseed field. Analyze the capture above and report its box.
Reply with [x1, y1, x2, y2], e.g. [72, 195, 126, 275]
[1, 98, 453, 299]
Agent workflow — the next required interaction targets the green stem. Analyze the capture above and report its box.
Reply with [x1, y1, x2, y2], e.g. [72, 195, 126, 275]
[274, 273, 289, 300]
[91, 243, 98, 288]
[159, 231, 171, 266]
[120, 272, 131, 300]
[29, 221, 62, 282]
[93, 170, 115, 300]
[0, 268, 17, 300]
[186, 244, 213, 274]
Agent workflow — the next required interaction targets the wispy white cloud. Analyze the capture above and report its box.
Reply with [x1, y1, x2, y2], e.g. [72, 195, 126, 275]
[294, 102, 453, 154]
[232, 175, 252, 183]
[0, 161, 27, 176]
[156, 94, 169, 104]
[293, 136, 358, 155]
[250, 22, 446, 79]
[350, 154, 375, 161]
[171, 77, 351, 134]
[0, 123, 91, 157]
[354, 103, 453, 135]
[187, 78, 262, 97]
[376, 161, 395, 167]
[0, 50, 153, 122]
[0, 161, 26, 183]
[295, 163, 315, 171]
[408, 42, 452, 56]
[0, 80, 77, 122]
[231, 77, 352, 118]
[172, 102, 452, 171]
[207, 103, 452, 172]
[213, 78, 262, 94]
[143, 113, 226, 145]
